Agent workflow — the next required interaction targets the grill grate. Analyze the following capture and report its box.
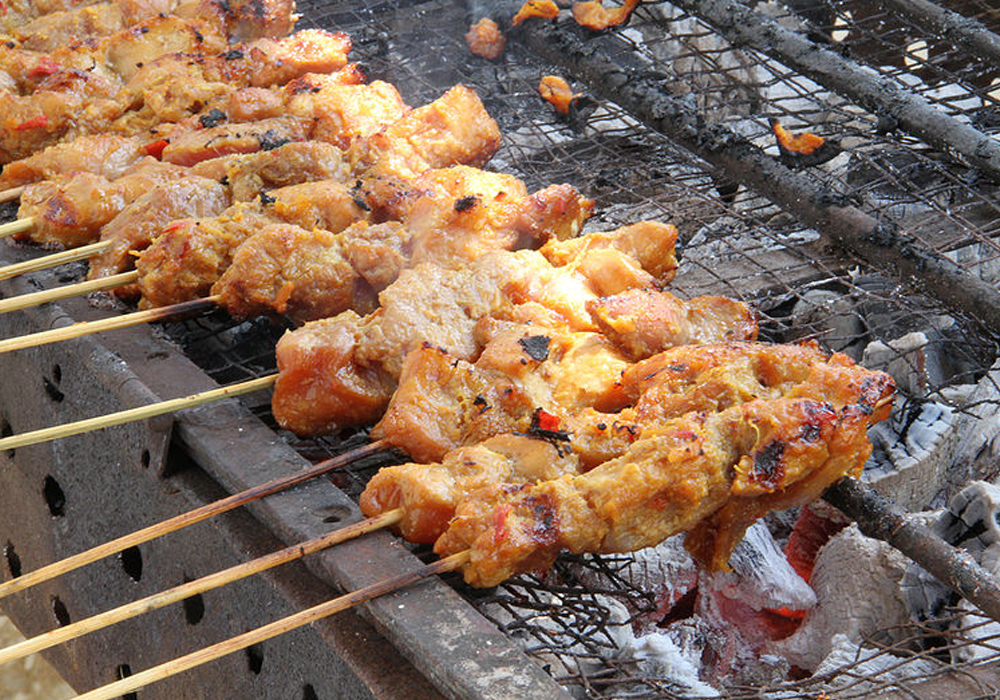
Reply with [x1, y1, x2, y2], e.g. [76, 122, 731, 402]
[8, 0, 1000, 696]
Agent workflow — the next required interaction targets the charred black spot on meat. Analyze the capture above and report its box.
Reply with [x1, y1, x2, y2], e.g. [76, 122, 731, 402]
[518, 408, 572, 455]
[219, 175, 230, 187]
[524, 495, 559, 545]
[249, 0, 266, 17]
[518, 335, 550, 362]
[453, 195, 478, 212]
[349, 182, 371, 212]
[749, 441, 786, 490]
[258, 191, 276, 206]
[800, 422, 822, 442]
[194, 29, 204, 43]
[4, 42, 15, 49]
[224, 48, 244, 61]
[597, 422, 607, 431]
[199, 109, 227, 129]
[258, 129, 290, 151]
[140, 26, 149, 33]
[668, 363, 688, 373]
[473, 395, 490, 414]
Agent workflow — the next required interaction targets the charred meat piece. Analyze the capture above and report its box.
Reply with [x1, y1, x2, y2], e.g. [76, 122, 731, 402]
[0, 133, 149, 189]
[363, 342, 892, 555]
[86, 175, 231, 287]
[271, 221, 687, 435]
[16, 157, 188, 247]
[434, 378, 893, 586]
[362, 435, 579, 544]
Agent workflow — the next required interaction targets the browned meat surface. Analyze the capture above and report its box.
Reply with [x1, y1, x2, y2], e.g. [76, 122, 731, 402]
[356, 85, 502, 179]
[362, 435, 578, 544]
[272, 222, 681, 435]
[372, 328, 630, 465]
[160, 116, 312, 167]
[287, 77, 409, 149]
[587, 288, 759, 361]
[100, 14, 227, 82]
[362, 342, 892, 556]
[364, 165, 593, 267]
[374, 304, 760, 467]
[223, 141, 350, 201]
[272, 311, 396, 434]
[15, 157, 187, 247]
[4, 0, 295, 44]
[0, 88, 121, 162]
[173, 0, 298, 42]
[212, 222, 398, 322]
[0, 133, 147, 189]
[136, 179, 372, 306]
[0, 31, 350, 162]
[14, 3, 126, 52]
[434, 375, 894, 586]
[134, 206, 276, 308]
[86, 176, 230, 289]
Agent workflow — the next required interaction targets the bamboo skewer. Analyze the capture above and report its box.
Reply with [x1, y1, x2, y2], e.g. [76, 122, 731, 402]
[0, 373, 275, 453]
[0, 271, 138, 314]
[0, 186, 24, 204]
[0, 241, 111, 281]
[0, 218, 34, 239]
[75, 550, 470, 700]
[0, 509, 403, 666]
[0, 439, 390, 600]
[0, 294, 220, 354]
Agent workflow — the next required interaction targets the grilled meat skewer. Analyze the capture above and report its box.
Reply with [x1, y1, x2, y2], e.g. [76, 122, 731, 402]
[0, 30, 353, 163]
[361, 342, 892, 558]
[271, 221, 694, 435]
[3, 0, 296, 49]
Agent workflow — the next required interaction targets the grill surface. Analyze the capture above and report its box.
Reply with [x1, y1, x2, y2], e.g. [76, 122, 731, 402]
[6, 0, 1000, 698]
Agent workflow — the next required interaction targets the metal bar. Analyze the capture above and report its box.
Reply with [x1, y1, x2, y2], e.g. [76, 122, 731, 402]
[880, 0, 1000, 71]
[665, 0, 1000, 178]
[824, 478, 1000, 624]
[516, 19, 1000, 336]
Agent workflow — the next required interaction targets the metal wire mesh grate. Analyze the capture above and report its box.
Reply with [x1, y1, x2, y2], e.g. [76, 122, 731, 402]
[6, 0, 1000, 696]
[143, 0, 1000, 696]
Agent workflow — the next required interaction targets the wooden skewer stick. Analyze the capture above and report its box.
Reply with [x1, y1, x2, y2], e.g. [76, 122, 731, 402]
[0, 217, 34, 239]
[0, 509, 403, 666]
[0, 240, 111, 282]
[0, 439, 389, 600]
[0, 271, 138, 314]
[0, 294, 220, 354]
[0, 186, 24, 204]
[75, 550, 470, 700]
[0, 373, 275, 454]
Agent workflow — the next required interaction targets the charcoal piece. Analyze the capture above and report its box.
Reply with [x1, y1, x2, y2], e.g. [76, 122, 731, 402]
[902, 481, 1000, 662]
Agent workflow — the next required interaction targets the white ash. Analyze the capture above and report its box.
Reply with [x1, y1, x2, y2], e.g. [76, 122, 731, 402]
[810, 634, 941, 693]
[863, 331, 963, 397]
[618, 623, 721, 699]
[682, 216, 819, 264]
[787, 288, 866, 359]
[902, 481, 1000, 662]
[769, 524, 913, 671]
[571, 535, 698, 631]
[705, 521, 815, 613]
